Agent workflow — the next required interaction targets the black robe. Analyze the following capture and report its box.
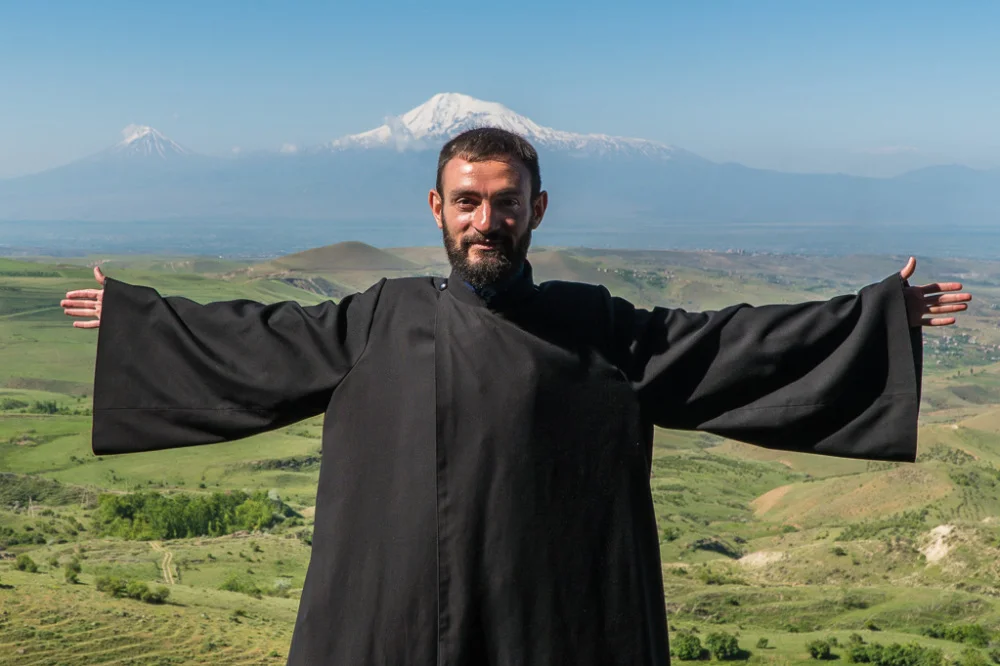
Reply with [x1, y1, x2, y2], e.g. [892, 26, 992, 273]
[91, 262, 922, 665]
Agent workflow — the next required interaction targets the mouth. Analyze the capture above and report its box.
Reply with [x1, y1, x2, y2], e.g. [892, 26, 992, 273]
[468, 239, 503, 250]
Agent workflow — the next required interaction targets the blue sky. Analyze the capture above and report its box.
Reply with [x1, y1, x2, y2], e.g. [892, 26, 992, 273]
[2, 0, 998, 178]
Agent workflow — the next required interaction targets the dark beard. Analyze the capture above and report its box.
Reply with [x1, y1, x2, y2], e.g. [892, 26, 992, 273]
[442, 216, 532, 289]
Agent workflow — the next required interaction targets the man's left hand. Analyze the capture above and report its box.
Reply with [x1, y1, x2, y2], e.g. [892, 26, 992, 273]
[899, 256, 972, 327]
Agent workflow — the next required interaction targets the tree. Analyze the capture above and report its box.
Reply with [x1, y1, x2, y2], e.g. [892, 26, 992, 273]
[807, 640, 833, 660]
[673, 633, 703, 661]
[706, 632, 741, 660]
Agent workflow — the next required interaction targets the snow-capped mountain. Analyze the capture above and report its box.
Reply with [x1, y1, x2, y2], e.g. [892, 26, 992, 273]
[3, 93, 1000, 234]
[99, 124, 192, 160]
[326, 93, 690, 159]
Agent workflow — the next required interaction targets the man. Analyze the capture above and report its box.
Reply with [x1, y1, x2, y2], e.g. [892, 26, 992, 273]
[62, 127, 970, 665]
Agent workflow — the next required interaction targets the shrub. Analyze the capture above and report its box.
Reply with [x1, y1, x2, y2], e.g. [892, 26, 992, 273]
[756, 638, 769, 649]
[662, 526, 682, 542]
[845, 641, 942, 666]
[95, 575, 169, 604]
[807, 640, 833, 660]
[706, 632, 740, 660]
[15, 554, 38, 573]
[920, 624, 991, 648]
[959, 649, 989, 666]
[673, 633, 703, 661]
[831, 546, 848, 556]
[219, 571, 262, 598]
[63, 558, 81, 584]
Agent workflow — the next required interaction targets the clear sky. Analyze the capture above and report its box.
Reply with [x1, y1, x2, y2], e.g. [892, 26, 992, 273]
[2, 0, 998, 179]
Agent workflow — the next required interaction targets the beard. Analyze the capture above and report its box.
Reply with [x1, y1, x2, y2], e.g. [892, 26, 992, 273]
[441, 214, 533, 289]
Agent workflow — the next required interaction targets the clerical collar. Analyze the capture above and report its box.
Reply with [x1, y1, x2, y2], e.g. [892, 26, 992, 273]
[444, 261, 536, 309]
[462, 262, 526, 301]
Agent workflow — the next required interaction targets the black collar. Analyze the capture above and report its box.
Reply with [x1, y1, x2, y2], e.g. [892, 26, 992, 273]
[442, 261, 538, 310]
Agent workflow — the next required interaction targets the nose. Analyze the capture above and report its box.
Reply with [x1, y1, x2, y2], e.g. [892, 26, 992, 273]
[472, 201, 500, 233]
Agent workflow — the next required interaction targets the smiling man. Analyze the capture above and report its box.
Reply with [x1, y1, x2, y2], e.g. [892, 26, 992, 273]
[63, 127, 970, 666]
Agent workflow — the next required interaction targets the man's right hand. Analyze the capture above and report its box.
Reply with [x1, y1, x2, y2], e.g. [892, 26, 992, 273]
[61, 265, 106, 329]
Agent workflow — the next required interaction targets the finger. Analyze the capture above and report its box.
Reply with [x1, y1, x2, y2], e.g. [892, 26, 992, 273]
[924, 292, 972, 305]
[926, 304, 968, 314]
[918, 282, 964, 294]
[73, 320, 101, 329]
[60, 299, 98, 308]
[923, 316, 957, 326]
[65, 289, 103, 299]
[63, 308, 98, 317]
[899, 256, 916, 281]
[94, 265, 106, 285]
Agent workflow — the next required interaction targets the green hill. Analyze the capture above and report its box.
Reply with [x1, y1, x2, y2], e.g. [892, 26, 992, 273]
[5, 246, 1000, 663]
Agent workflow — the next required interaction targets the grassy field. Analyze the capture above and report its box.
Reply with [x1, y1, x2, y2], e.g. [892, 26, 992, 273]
[5, 243, 1000, 663]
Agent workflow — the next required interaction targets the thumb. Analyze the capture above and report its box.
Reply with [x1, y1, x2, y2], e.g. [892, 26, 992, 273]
[94, 265, 106, 285]
[899, 256, 916, 282]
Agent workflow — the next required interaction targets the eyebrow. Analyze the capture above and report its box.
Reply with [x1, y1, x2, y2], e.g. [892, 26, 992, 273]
[450, 188, 523, 200]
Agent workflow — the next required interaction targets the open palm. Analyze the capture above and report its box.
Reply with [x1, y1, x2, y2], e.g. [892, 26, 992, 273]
[899, 257, 971, 327]
[61, 265, 106, 329]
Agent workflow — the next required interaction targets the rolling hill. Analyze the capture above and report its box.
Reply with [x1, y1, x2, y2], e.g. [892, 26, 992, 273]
[5, 246, 1000, 664]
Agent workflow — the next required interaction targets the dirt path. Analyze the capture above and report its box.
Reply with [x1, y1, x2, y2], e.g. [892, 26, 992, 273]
[150, 542, 175, 585]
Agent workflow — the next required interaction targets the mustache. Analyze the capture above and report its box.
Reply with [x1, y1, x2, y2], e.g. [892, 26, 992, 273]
[459, 230, 513, 248]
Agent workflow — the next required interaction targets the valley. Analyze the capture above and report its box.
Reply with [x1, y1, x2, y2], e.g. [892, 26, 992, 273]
[3, 243, 1000, 664]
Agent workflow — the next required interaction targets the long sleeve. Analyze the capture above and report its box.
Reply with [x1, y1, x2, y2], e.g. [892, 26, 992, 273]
[91, 276, 385, 455]
[616, 273, 922, 462]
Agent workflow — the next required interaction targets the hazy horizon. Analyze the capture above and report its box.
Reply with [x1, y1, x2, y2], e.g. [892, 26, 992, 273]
[3, 0, 999, 180]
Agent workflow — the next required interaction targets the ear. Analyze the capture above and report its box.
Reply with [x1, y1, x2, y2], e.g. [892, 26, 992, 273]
[428, 189, 444, 229]
[530, 191, 548, 230]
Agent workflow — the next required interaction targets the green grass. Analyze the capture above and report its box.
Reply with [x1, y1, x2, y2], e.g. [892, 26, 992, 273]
[6, 248, 1000, 663]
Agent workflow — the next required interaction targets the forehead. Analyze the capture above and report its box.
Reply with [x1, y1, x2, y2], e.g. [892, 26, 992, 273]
[440, 156, 530, 193]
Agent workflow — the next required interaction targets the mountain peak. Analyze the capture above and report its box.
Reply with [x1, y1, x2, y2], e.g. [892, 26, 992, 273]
[111, 125, 190, 158]
[326, 92, 687, 160]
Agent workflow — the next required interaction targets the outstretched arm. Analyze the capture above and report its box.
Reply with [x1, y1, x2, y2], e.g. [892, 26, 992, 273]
[63, 266, 383, 455]
[618, 257, 970, 462]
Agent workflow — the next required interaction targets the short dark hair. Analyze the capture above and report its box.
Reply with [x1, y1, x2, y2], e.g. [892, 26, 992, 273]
[436, 127, 542, 200]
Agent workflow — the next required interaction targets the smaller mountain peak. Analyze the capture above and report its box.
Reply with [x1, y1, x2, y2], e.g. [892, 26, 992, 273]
[110, 125, 190, 158]
[120, 124, 159, 145]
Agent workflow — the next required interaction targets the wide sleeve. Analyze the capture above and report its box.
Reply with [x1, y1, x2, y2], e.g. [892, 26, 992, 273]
[91, 276, 385, 455]
[616, 273, 922, 462]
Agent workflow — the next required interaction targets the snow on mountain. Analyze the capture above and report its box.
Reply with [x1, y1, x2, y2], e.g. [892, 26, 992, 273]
[103, 124, 192, 159]
[326, 93, 688, 159]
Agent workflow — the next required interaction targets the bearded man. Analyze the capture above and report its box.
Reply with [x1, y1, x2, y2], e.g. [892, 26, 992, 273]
[62, 127, 970, 666]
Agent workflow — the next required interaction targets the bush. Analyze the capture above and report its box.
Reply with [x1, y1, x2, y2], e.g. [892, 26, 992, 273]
[63, 558, 81, 584]
[219, 572, 262, 598]
[706, 632, 740, 660]
[662, 526, 682, 542]
[673, 633, 703, 661]
[959, 649, 990, 666]
[988, 648, 1000, 665]
[756, 638, 769, 649]
[95, 574, 169, 604]
[15, 554, 38, 573]
[920, 624, 992, 648]
[807, 640, 833, 660]
[831, 546, 848, 556]
[845, 641, 943, 666]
